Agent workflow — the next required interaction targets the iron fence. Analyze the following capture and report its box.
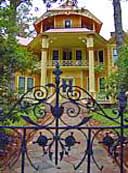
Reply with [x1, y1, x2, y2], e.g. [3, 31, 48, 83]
[0, 63, 128, 173]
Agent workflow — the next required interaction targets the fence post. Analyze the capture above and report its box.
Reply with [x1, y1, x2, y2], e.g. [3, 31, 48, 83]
[21, 128, 27, 173]
[87, 129, 92, 173]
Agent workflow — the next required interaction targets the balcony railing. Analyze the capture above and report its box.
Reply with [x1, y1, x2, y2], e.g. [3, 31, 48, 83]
[47, 60, 88, 66]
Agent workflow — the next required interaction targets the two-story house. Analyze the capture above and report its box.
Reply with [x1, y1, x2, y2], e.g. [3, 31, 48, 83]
[16, 0, 117, 99]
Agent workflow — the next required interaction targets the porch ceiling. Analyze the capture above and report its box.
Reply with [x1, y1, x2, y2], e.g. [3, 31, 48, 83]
[48, 35, 107, 49]
[28, 31, 108, 52]
[48, 34, 87, 48]
[44, 31, 108, 48]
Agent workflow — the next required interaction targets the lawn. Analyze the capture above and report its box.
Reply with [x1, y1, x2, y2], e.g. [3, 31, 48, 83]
[91, 108, 128, 136]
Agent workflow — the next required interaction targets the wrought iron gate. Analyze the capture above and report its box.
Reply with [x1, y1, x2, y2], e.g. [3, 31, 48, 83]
[0, 63, 128, 173]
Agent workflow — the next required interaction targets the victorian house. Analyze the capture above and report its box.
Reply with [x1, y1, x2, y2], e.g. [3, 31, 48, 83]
[16, 0, 117, 99]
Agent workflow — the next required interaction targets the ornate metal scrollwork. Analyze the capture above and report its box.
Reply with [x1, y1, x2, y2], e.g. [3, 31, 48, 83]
[0, 63, 128, 173]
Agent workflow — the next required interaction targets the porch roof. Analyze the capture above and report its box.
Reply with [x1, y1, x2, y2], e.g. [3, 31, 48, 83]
[45, 28, 91, 33]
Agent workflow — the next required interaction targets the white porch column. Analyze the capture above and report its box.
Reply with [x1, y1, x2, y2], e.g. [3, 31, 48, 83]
[40, 35, 49, 86]
[87, 36, 96, 97]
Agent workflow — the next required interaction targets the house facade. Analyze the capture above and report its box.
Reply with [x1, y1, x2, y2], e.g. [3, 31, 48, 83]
[16, 1, 117, 99]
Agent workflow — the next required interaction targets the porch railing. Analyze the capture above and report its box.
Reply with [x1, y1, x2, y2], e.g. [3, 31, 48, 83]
[47, 60, 88, 66]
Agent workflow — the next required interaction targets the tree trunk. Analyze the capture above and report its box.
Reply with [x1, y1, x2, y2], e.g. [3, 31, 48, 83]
[113, 0, 124, 50]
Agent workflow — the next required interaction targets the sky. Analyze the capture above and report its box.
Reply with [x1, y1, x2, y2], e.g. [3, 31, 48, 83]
[32, 0, 128, 39]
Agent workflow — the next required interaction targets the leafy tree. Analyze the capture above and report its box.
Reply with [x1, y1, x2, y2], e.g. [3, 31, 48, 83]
[17, 3, 36, 37]
[0, 2, 37, 109]
[105, 72, 119, 103]
[0, 0, 34, 37]
[0, 0, 37, 84]
[105, 40, 128, 99]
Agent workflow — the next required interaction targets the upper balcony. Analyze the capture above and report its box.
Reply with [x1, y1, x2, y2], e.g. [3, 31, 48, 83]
[47, 60, 88, 68]
[36, 59, 105, 73]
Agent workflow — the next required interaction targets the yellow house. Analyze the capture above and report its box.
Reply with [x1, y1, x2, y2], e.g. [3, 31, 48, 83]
[16, 1, 117, 99]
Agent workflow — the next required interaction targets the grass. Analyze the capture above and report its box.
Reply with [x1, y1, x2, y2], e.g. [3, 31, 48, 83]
[91, 108, 128, 136]
[0, 105, 44, 135]
[92, 108, 118, 126]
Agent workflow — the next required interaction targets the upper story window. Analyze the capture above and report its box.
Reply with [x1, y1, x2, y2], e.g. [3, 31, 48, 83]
[63, 49, 72, 60]
[98, 50, 104, 64]
[76, 50, 82, 60]
[52, 50, 59, 60]
[65, 19, 71, 28]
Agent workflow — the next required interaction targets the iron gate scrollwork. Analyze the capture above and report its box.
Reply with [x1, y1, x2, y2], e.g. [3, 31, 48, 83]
[0, 63, 128, 173]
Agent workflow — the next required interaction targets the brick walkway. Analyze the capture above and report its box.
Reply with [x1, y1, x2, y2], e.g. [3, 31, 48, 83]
[10, 130, 120, 173]
[2, 111, 123, 173]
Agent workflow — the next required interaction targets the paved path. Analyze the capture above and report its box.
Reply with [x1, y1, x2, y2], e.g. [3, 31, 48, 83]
[5, 107, 121, 173]
[11, 130, 120, 173]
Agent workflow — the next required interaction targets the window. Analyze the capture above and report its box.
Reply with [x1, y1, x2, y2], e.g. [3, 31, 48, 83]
[65, 20, 71, 28]
[63, 49, 72, 60]
[63, 78, 73, 85]
[76, 50, 82, 60]
[18, 76, 34, 93]
[112, 48, 118, 63]
[27, 78, 33, 90]
[98, 50, 104, 63]
[99, 78, 105, 92]
[52, 50, 59, 60]
[62, 78, 74, 92]
[19, 77, 25, 92]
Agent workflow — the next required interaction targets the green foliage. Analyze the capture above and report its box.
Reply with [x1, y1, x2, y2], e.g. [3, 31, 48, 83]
[0, 34, 37, 77]
[0, 6, 17, 36]
[92, 109, 116, 126]
[92, 108, 128, 136]
[95, 64, 105, 73]
[105, 42, 128, 101]
[0, 1, 37, 79]
[105, 72, 119, 102]
[0, 1, 38, 125]
[0, 0, 35, 37]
